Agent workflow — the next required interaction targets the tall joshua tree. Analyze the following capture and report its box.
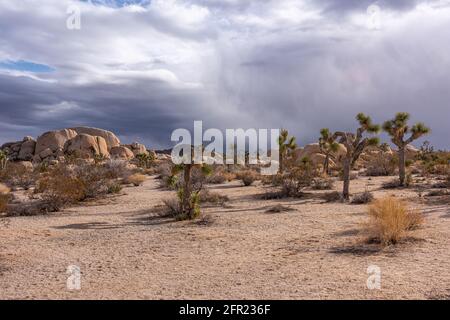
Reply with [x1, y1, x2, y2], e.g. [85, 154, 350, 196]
[383, 112, 430, 186]
[318, 128, 339, 175]
[334, 113, 380, 200]
[278, 129, 297, 173]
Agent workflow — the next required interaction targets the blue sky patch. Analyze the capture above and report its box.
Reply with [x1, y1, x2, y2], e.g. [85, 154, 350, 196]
[0, 60, 55, 73]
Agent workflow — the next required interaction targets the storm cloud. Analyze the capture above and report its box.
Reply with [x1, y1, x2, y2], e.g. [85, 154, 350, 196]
[0, 0, 449, 148]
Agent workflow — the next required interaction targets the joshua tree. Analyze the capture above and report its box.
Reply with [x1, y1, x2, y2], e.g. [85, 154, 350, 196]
[172, 146, 212, 220]
[383, 112, 430, 186]
[318, 128, 339, 175]
[278, 129, 297, 173]
[334, 113, 380, 200]
[0, 150, 8, 170]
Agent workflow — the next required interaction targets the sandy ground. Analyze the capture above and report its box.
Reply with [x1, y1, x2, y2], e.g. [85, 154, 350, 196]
[0, 176, 449, 300]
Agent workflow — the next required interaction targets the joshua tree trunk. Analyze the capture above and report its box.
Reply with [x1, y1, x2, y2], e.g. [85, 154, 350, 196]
[279, 154, 283, 174]
[342, 158, 351, 200]
[398, 146, 406, 186]
[182, 164, 192, 218]
[323, 155, 330, 175]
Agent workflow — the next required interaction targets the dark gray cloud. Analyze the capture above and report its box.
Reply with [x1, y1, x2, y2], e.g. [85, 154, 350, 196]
[0, 0, 449, 149]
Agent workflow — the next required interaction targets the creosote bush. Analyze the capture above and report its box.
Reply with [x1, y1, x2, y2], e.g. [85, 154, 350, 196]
[366, 197, 424, 245]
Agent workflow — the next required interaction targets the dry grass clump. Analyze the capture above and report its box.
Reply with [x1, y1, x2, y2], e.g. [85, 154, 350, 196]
[351, 190, 374, 204]
[236, 170, 259, 186]
[125, 173, 146, 186]
[365, 197, 424, 245]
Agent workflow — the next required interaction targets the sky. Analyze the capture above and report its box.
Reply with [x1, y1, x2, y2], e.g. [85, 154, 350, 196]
[0, 0, 449, 149]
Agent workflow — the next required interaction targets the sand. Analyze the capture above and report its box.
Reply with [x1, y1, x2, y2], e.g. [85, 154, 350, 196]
[0, 176, 449, 300]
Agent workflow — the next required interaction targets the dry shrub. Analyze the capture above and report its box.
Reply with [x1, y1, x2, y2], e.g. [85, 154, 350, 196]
[365, 153, 397, 176]
[382, 173, 413, 189]
[236, 170, 258, 186]
[322, 191, 342, 202]
[103, 159, 131, 179]
[265, 204, 293, 213]
[311, 177, 335, 190]
[0, 162, 35, 190]
[366, 197, 424, 245]
[5, 199, 61, 217]
[0, 183, 10, 213]
[205, 167, 226, 184]
[199, 189, 229, 205]
[125, 173, 146, 186]
[35, 162, 121, 209]
[351, 190, 374, 204]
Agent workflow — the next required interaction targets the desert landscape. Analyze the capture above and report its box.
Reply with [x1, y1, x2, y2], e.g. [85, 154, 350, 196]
[1, 0, 450, 303]
[1, 114, 449, 300]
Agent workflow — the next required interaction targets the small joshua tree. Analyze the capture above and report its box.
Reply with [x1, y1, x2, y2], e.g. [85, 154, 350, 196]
[318, 128, 339, 175]
[171, 146, 212, 220]
[383, 113, 430, 186]
[278, 129, 297, 173]
[334, 113, 380, 200]
[0, 150, 8, 171]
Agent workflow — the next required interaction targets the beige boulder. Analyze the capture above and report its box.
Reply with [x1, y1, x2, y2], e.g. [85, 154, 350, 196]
[35, 129, 78, 156]
[405, 144, 419, 160]
[64, 134, 110, 159]
[71, 127, 120, 150]
[127, 142, 147, 156]
[110, 146, 134, 160]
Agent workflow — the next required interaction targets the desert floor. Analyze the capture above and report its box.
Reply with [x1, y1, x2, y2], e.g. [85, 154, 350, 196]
[1, 176, 449, 299]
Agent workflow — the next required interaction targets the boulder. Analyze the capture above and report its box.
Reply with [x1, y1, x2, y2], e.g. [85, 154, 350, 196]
[18, 139, 36, 161]
[128, 142, 147, 156]
[39, 148, 53, 159]
[35, 129, 78, 156]
[405, 144, 419, 160]
[110, 146, 134, 160]
[64, 134, 110, 159]
[71, 127, 120, 150]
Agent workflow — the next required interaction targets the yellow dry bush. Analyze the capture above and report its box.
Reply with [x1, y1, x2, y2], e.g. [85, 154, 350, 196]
[125, 173, 146, 186]
[366, 196, 424, 245]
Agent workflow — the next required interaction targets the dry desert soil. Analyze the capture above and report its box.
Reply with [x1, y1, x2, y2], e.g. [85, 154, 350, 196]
[1, 176, 449, 299]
